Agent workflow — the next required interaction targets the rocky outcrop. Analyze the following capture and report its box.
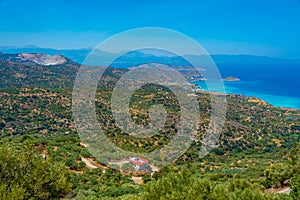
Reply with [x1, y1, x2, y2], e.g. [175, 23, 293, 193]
[18, 53, 67, 65]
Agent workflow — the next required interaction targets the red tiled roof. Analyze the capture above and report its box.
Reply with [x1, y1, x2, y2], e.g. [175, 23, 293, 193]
[129, 157, 149, 166]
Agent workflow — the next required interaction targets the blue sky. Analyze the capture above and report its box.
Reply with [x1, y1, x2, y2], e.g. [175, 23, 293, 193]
[0, 0, 300, 58]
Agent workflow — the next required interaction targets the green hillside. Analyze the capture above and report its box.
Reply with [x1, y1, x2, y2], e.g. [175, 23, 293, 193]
[0, 54, 299, 199]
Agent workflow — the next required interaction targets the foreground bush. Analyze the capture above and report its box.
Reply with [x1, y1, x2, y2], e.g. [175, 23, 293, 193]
[143, 172, 290, 200]
[0, 142, 71, 200]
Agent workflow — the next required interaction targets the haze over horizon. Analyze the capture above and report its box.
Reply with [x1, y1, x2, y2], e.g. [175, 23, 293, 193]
[0, 0, 300, 59]
[2, 45, 300, 62]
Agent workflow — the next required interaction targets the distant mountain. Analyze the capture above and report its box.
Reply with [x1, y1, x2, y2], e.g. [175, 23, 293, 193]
[110, 50, 191, 68]
[1, 46, 299, 67]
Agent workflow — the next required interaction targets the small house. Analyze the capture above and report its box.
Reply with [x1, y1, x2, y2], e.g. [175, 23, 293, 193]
[129, 157, 149, 171]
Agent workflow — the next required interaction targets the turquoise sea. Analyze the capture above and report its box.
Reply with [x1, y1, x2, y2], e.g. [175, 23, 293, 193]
[193, 80, 300, 109]
[191, 63, 300, 109]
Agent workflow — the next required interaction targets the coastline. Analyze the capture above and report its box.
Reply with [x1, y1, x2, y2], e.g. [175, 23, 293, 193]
[191, 80, 300, 110]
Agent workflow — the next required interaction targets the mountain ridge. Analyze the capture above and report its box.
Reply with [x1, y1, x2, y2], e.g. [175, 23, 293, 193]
[1, 45, 299, 66]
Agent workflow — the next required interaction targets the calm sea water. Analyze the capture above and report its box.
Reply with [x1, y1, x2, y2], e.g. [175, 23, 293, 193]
[192, 64, 300, 109]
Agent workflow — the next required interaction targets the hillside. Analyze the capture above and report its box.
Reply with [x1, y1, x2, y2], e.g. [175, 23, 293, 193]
[0, 52, 299, 158]
[0, 52, 126, 88]
[1, 87, 299, 156]
[0, 53, 299, 199]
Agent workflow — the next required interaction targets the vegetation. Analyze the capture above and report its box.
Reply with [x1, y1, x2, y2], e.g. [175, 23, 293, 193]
[0, 55, 299, 199]
[1, 133, 299, 199]
[143, 173, 289, 200]
[0, 142, 71, 200]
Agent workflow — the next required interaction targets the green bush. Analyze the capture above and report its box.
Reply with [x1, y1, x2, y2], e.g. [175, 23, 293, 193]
[290, 174, 300, 200]
[0, 142, 71, 200]
[143, 172, 288, 200]
[264, 163, 293, 188]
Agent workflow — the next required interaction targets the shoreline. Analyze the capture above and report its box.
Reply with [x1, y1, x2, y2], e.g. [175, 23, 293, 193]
[190, 82, 300, 111]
